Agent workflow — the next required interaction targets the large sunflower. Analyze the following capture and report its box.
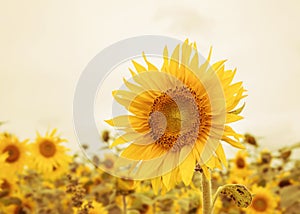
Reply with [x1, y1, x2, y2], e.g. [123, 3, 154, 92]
[0, 133, 29, 176]
[30, 129, 71, 175]
[106, 40, 246, 192]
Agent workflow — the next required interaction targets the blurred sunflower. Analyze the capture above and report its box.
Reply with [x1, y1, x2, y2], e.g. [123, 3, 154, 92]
[246, 185, 279, 214]
[0, 176, 17, 198]
[30, 129, 71, 174]
[0, 133, 29, 176]
[88, 201, 108, 214]
[3, 193, 36, 213]
[106, 40, 246, 192]
[226, 174, 250, 187]
[230, 150, 252, 178]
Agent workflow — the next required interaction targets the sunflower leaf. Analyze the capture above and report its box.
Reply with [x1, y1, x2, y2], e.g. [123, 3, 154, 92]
[218, 184, 252, 208]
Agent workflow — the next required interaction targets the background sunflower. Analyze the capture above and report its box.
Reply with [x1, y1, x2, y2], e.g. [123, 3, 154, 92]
[29, 129, 71, 175]
[0, 133, 29, 177]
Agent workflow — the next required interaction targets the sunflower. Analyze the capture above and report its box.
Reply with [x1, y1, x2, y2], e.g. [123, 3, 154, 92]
[29, 129, 71, 175]
[246, 185, 279, 214]
[230, 150, 252, 178]
[0, 176, 17, 198]
[226, 174, 250, 187]
[88, 201, 108, 214]
[3, 193, 36, 213]
[0, 133, 29, 176]
[106, 39, 246, 192]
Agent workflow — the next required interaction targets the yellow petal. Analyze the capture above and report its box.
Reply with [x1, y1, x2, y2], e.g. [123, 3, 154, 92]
[151, 177, 162, 195]
[179, 147, 195, 185]
[201, 165, 211, 180]
[215, 144, 228, 168]
[122, 143, 155, 160]
[198, 46, 212, 74]
[222, 136, 245, 149]
[142, 52, 159, 71]
[132, 60, 147, 73]
[161, 46, 169, 72]
[169, 44, 180, 75]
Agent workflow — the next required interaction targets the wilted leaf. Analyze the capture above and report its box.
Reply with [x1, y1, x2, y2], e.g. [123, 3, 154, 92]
[219, 184, 252, 208]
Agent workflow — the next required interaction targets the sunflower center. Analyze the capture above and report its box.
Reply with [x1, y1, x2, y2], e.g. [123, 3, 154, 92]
[0, 179, 11, 197]
[2, 145, 20, 163]
[39, 140, 56, 158]
[149, 86, 210, 151]
[252, 197, 268, 212]
[236, 157, 246, 168]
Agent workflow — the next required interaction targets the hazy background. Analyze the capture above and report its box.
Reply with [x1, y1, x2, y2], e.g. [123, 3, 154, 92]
[1, 0, 300, 157]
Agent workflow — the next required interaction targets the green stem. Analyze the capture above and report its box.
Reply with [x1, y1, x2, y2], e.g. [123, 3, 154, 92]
[122, 194, 127, 214]
[201, 171, 212, 214]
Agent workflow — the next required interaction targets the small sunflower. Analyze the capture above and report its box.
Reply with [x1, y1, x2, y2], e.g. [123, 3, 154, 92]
[246, 185, 279, 214]
[88, 201, 108, 214]
[106, 40, 246, 192]
[0, 133, 29, 176]
[226, 174, 250, 187]
[0, 176, 17, 198]
[230, 150, 252, 178]
[30, 129, 71, 174]
[3, 193, 36, 213]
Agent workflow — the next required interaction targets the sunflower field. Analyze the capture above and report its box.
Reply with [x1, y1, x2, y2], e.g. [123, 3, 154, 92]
[0, 127, 300, 214]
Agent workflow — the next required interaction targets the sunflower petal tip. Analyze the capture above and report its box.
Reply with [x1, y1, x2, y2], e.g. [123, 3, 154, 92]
[104, 119, 113, 126]
[112, 90, 117, 96]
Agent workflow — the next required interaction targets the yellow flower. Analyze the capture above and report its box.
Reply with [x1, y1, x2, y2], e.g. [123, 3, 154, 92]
[29, 129, 71, 175]
[0, 176, 17, 198]
[117, 178, 137, 193]
[226, 174, 250, 188]
[246, 185, 279, 214]
[3, 193, 36, 213]
[87, 201, 108, 214]
[106, 40, 246, 192]
[0, 133, 29, 176]
[230, 150, 252, 178]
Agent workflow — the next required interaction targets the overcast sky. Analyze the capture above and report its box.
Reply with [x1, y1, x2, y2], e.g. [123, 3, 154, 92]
[1, 0, 300, 157]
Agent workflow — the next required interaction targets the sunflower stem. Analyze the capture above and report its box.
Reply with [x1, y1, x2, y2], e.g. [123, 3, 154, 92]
[122, 194, 127, 214]
[211, 185, 226, 212]
[201, 171, 212, 214]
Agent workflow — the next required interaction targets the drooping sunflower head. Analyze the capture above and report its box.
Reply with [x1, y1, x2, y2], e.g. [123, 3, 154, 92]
[0, 133, 29, 176]
[105, 39, 246, 191]
[29, 129, 71, 174]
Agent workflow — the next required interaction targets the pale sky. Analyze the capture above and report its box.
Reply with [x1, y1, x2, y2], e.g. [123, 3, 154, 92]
[1, 0, 300, 157]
